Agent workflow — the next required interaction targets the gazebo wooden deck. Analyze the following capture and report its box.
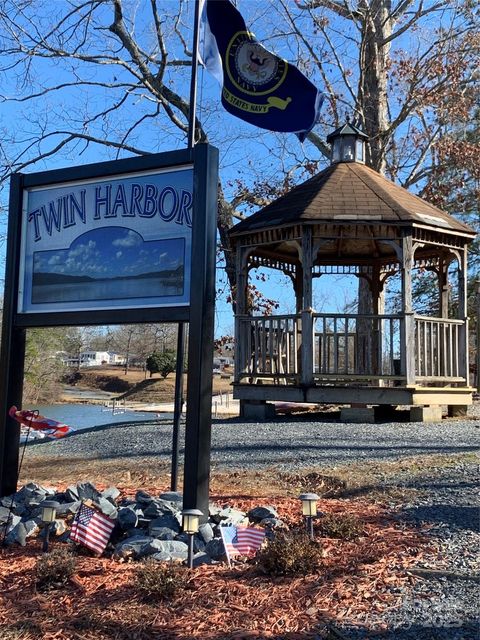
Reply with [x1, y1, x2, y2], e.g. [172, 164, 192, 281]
[229, 123, 476, 419]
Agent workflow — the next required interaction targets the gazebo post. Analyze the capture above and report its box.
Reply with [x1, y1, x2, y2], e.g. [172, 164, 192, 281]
[234, 245, 249, 385]
[458, 248, 469, 382]
[438, 256, 450, 319]
[300, 227, 314, 386]
[401, 233, 416, 386]
[371, 264, 384, 380]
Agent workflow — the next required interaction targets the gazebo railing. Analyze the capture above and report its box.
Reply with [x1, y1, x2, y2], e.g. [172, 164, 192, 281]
[414, 315, 466, 382]
[311, 313, 403, 383]
[235, 314, 300, 383]
[235, 313, 467, 386]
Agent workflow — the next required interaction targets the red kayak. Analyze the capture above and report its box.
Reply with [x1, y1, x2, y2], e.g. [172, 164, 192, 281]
[9, 406, 71, 438]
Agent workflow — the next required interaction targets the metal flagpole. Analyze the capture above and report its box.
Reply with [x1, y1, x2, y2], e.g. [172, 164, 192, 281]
[171, 0, 202, 491]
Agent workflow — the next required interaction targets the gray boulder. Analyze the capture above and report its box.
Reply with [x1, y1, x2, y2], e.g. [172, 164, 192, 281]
[149, 540, 188, 562]
[149, 525, 176, 540]
[147, 513, 180, 533]
[205, 537, 226, 560]
[259, 517, 285, 530]
[75, 482, 101, 502]
[101, 486, 120, 503]
[198, 522, 215, 544]
[55, 501, 81, 516]
[5, 522, 27, 546]
[212, 506, 247, 526]
[192, 552, 216, 567]
[247, 506, 278, 523]
[96, 497, 118, 519]
[0, 506, 12, 524]
[176, 532, 206, 553]
[117, 507, 138, 530]
[114, 535, 154, 560]
[143, 499, 176, 519]
[159, 491, 183, 505]
[134, 490, 154, 505]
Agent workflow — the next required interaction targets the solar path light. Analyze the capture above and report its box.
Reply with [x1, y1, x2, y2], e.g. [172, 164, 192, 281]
[40, 500, 60, 552]
[299, 493, 320, 540]
[182, 508, 203, 568]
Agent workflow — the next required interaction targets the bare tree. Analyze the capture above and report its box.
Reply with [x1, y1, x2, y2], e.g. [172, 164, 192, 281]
[0, 0, 477, 311]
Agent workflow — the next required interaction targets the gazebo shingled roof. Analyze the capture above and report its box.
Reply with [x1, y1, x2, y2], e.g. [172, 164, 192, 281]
[229, 162, 475, 237]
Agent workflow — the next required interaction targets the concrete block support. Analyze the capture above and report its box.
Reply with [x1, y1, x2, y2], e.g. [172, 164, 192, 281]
[239, 400, 276, 420]
[409, 405, 443, 422]
[340, 407, 375, 423]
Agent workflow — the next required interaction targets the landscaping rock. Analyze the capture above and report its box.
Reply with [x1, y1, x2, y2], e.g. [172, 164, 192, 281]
[149, 525, 176, 540]
[0, 506, 12, 524]
[192, 551, 216, 567]
[205, 537, 226, 560]
[117, 507, 138, 530]
[147, 513, 181, 533]
[96, 497, 118, 519]
[6, 522, 27, 546]
[259, 517, 285, 530]
[101, 486, 120, 502]
[247, 506, 278, 523]
[214, 506, 247, 525]
[113, 535, 154, 560]
[65, 484, 80, 501]
[176, 532, 206, 553]
[52, 519, 67, 536]
[143, 499, 176, 519]
[134, 490, 154, 505]
[198, 522, 215, 544]
[159, 491, 183, 505]
[55, 501, 81, 516]
[76, 482, 101, 502]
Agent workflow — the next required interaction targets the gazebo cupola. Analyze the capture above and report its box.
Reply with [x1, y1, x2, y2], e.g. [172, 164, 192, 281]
[326, 119, 368, 164]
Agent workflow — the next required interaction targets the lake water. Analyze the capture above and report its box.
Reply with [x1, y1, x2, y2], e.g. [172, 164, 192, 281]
[34, 403, 164, 432]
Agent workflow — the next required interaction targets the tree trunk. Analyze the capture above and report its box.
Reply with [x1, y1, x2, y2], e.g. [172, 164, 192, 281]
[358, 0, 392, 173]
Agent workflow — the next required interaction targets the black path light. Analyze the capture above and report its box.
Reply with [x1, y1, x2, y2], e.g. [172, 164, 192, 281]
[299, 493, 320, 540]
[182, 508, 203, 569]
[40, 500, 60, 552]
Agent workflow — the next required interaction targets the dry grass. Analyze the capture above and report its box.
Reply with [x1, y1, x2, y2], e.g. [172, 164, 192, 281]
[62, 367, 234, 404]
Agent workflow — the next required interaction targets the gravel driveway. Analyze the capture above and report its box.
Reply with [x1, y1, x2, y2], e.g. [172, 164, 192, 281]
[26, 412, 480, 470]
[25, 409, 480, 640]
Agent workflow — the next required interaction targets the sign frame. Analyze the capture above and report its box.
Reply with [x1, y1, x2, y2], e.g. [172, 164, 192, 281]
[0, 144, 219, 516]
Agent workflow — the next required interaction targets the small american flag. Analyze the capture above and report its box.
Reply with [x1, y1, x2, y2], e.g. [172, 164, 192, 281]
[70, 502, 115, 555]
[220, 525, 265, 565]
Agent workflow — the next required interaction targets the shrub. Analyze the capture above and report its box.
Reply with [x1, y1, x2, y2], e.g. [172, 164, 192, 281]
[256, 530, 322, 576]
[36, 546, 77, 591]
[318, 513, 363, 540]
[135, 560, 187, 600]
[146, 351, 176, 378]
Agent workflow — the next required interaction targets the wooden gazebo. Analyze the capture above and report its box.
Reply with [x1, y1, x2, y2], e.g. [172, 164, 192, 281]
[229, 123, 476, 420]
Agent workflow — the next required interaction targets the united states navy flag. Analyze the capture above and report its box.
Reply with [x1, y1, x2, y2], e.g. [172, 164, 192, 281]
[200, 0, 324, 140]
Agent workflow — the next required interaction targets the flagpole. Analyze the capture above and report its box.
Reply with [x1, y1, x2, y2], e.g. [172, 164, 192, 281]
[187, 0, 201, 149]
[171, 0, 201, 491]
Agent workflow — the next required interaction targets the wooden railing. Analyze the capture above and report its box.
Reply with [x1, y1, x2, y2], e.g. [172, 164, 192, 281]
[235, 314, 300, 383]
[235, 313, 467, 386]
[414, 315, 466, 382]
[312, 313, 402, 383]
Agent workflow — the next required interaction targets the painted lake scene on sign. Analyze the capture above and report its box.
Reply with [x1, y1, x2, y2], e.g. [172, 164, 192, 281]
[31, 227, 184, 304]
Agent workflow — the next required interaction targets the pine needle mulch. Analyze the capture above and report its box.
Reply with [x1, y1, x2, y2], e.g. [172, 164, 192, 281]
[0, 491, 428, 640]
